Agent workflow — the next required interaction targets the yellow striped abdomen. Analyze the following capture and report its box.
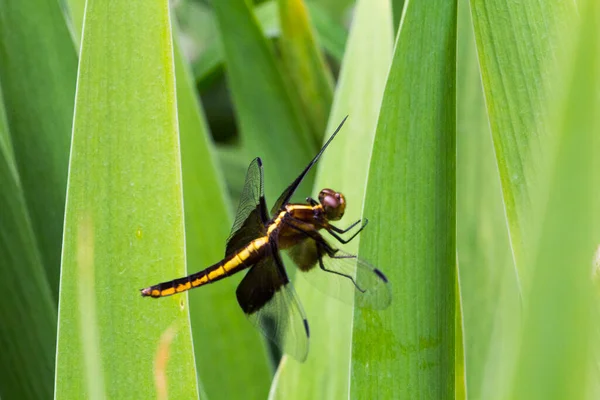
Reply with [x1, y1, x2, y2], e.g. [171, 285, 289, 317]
[141, 236, 269, 298]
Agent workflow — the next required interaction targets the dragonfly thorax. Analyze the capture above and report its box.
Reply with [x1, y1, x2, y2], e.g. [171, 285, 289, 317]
[318, 188, 346, 221]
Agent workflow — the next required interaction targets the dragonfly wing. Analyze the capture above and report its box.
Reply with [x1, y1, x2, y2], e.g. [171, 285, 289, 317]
[327, 249, 391, 310]
[226, 158, 269, 257]
[288, 237, 391, 310]
[236, 241, 309, 361]
[270, 116, 348, 215]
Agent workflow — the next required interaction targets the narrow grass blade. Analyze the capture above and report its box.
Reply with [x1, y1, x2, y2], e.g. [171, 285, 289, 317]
[456, 0, 521, 398]
[391, 0, 405, 33]
[191, 39, 224, 92]
[211, 0, 315, 204]
[0, 0, 77, 298]
[269, 0, 392, 398]
[174, 32, 273, 399]
[218, 146, 251, 204]
[455, 276, 466, 400]
[304, 2, 347, 64]
[65, 0, 84, 44]
[470, 0, 575, 291]
[0, 93, 16, 173]
[511, 2, 600, 398]
[0, 84, 57, 400]
[254, 0, 349, 62]
[278, 0, 334, 143]
[55, 1, 198, 398]
[351, 0, 457, 397]
[191, 1, 347, 88]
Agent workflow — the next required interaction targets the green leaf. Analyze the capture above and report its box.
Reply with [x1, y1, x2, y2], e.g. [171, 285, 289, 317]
[55, 1, 198, 398]
[278, 0, 334, 144]
[0, 0, 77, 299]
[511, 1, 599, 398]
[0, 82, 57, 400]
[269, 0, 392, 397]
[455, 278, 466, 400]
[392, 0, 405, 34]
[173, 32, 273, 399]
[470, 0, 575, 291]
[304, 2, 347, 64]
[456, 0, 520, 398]
[191, 1, 347, 88]
[192, 38, 224, 91]
[351, 0, 457, 397]
[211, 0, 314, 209]
[218, 145, 251, 205]
[65, 0, 85, 44]
[0, 93, 15, 170]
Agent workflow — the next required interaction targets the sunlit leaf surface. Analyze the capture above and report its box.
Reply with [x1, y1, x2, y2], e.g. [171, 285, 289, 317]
[55, 1, 198, 398]
[352, 0, 457, 397]
[270, 0, 392, 397]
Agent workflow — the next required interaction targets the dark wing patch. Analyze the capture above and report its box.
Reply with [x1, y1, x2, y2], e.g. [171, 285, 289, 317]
[226, 158, 269, 257]
[236, 243, 309, 362]
[270, 116, 348, 215]
[287, 237, 320, 272]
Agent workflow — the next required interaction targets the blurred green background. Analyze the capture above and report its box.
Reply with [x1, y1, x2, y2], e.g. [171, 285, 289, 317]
[0, 0, 598, 399]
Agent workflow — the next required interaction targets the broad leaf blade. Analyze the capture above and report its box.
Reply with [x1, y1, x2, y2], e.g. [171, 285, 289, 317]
[174, 32, 273, 399]
[511, 1, 599, 398]
[456, 0, 520, 398]
[269, 0, 392, 397]
[55, 2, 198, 398]
[211, 0, 315, 206]
[0, 83, 57, 400]
[191, 1, 348, 87]
[66, 0, 84, 43]
[352, 0, 457, 397]
[455, 277, 466, 400]
[278, 0, 334, 144]
[0, 0, 77, 298]
[470, 0, 574, 291]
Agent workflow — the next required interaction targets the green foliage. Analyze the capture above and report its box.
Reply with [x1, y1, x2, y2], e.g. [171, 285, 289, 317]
[456, 0, 520, 398]
[470, 0, 576, 291]
[278, 0, 334, 143]
[0, 0, 75, 397]
[55, 1, 198, 398]
[0, 85, 56, 400]
[210, 0, 315, 208]
[511, 0, 600, 397]
[173, 33, 273, 400]
[0, 0, 597, 398]
[351, 0, 457, 397]
[270, 0, 393, 397]
[0, 0, 77, 298]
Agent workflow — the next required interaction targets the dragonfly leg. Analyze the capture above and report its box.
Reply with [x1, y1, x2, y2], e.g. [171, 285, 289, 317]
[306, 197, 319, 206]
[316, 243, 366, 293]
[326, 219, 368, 244]
[281, 219, 368, 293]
[328, 218, 364, 234]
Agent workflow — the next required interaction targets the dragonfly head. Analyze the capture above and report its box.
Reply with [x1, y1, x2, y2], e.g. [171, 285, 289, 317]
[318, 188, 346, 221]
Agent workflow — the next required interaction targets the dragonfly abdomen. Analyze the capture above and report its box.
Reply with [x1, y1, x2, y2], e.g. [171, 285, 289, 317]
[141, 236, 269, 298]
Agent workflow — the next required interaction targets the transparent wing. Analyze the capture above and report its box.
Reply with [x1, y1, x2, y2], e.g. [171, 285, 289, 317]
[226, 158, 269, 257]
[270, 181, 298, 217]
[270, 116, 348, 215]
[235, 243, 309, 362]
[287, 237, 391, 310]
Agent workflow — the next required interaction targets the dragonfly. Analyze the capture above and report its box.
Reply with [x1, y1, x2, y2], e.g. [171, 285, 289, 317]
[141, 116, 391, 361]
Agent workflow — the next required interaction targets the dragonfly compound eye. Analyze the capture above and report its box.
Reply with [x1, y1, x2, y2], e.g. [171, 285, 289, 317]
[318, 189, 346, 221]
